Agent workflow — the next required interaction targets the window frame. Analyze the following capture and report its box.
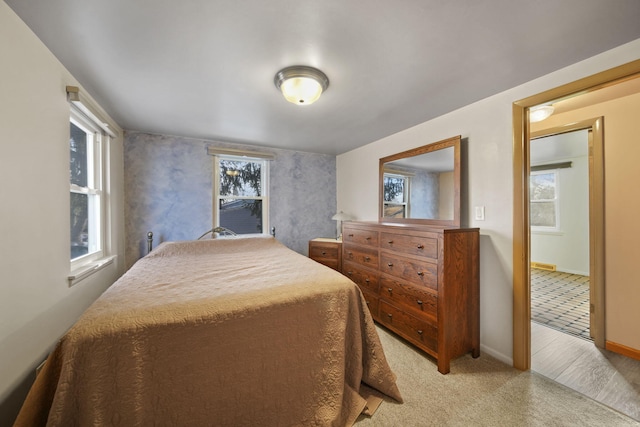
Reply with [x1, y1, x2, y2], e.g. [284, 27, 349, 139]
[382, 172, 410, 218]
[69, 106, 106, 271]
[530, 169, 560, 232]
[213, 154, 269, 235]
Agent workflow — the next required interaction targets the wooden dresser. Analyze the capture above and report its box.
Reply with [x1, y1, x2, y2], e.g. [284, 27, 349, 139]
[308, 238, 342, 272]
[342, 221, 479, 374]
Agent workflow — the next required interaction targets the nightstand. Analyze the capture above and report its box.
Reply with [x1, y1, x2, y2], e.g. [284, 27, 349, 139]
[308, 238, 342, 272]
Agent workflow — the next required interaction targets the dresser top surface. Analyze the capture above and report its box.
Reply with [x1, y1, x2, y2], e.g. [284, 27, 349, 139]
[344, 221, 479, 233]
[311, 237, 342, 243]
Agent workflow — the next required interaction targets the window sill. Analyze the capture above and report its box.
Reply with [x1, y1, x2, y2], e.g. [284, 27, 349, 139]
[68, 255, 116, 287]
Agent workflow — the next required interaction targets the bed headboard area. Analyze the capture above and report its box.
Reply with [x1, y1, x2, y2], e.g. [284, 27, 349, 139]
[123, 132, 337, 269]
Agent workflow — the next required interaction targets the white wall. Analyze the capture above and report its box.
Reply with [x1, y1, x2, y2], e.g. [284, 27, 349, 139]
[0, 2, 125, 423]
[337, 38, 640, 364]
[531, 154, 590, 276]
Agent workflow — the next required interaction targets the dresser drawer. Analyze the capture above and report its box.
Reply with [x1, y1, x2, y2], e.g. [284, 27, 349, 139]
[343, 260, 380, 294]
[343, 227, 379, 247]
[343, 245, 379, 269]
[308, 239, 341, 271]
[379, 301, 437, 353]
[360, 288, 380, 318]
[309, 243, 339, 259]
[380, 232, 438, 259]
[379, 276, 437, 319]
[380, 253, 438, 290]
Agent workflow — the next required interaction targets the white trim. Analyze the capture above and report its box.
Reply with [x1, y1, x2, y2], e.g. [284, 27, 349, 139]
[206, 146, 275, 160]
[68, 255, 116, 287]
[530, 169, 560, 231]
[70, 107, 106, 269]
[531, 230, 565, 236]
[66, 86, 117, 138]
[213, 155, 269, 234]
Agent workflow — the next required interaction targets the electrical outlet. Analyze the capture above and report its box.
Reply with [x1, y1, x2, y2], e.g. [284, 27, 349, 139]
[475, 206, 485, 221]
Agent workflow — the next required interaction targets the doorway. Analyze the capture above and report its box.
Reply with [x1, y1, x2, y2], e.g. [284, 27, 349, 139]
[530, 129, 592, 342]
[512, 59, 640, 370]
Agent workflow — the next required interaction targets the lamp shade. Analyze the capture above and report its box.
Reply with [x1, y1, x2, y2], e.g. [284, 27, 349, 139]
[331, 211, 352, 221]
[274, 66, 329, 105]
[331, 211, 352, 240]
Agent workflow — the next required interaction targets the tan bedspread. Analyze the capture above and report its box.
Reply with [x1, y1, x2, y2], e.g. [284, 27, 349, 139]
[15, 236, 402, 426]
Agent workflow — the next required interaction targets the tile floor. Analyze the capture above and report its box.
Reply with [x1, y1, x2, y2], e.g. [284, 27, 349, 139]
[530, 268, 591, 340]
[532, 322, 640, 422]
[530, 268, 640, 422]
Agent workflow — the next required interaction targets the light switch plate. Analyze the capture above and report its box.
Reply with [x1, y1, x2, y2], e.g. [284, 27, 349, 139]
[475, 206, 485, 221]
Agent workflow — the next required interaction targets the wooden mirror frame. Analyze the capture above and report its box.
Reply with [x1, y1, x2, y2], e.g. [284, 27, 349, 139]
[379, 135, 461, 226]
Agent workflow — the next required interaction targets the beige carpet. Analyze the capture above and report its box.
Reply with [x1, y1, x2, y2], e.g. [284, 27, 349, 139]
[356, 326, 639, 426]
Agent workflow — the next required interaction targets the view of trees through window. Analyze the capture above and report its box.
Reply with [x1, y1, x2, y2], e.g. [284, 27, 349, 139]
[383, 174, 407, 218]
[530, 171, 558, 228]
[217, 158, 265, 234]
[70, 122, 89, 259]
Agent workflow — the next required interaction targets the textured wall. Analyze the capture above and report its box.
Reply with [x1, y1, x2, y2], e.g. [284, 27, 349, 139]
[124, 132, 336, 269]
[410, 170, 438, 219]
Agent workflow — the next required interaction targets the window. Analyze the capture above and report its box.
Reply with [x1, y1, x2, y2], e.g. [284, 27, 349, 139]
[530, 170, 559, 230]
[214, 155, 269, 234]
[70, 108, 104, 266]
[383, 173, 409, 218]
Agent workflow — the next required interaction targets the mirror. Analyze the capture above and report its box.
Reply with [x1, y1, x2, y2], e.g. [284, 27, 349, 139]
[379, 135, 460, 226]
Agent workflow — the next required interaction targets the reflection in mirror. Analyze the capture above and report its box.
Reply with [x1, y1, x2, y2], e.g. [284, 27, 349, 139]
[379, 136, 460, 226]
[383, 147, 455, 219]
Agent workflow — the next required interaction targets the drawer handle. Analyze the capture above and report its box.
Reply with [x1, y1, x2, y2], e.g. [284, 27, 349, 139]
[365, 278, 370, 283]
[387, 313, 393, 319]
[321, 251, 327, 255]
[347, 271, 353, 275]
[387, 262, 394, 267]
[417, 300, 423, 305]
[365, 300, 370, 306]
[387, 288, 393, 295]
[366, 236, 372, 240]
[417, 330, 423, 335]
[387, 240, 394, 244]
[348, 251, 353, 257]
[417, 244, 424, 249]
[348, 233, 354, 237]
[364, 256, 370, 261]
[417, 271, 424, 276]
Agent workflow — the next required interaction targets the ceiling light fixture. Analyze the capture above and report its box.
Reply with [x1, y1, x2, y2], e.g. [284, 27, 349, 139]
[274, 66, 329, 106]
[529, 105, 555, 123]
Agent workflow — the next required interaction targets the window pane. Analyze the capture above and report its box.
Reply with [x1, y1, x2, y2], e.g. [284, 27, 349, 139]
[384, 204, 405, 218]
[70, 122, 88, 187]
[531, 201, 556, 227]
[219, 199, 263, 234]
[530, 173, 555, 201]
[71, 192, 89, 259]
[219, 160, 262, 197]
[384, 175, 405, 203]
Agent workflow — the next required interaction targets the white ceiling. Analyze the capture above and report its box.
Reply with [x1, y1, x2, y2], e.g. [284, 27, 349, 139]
[531, 129, 588, 165]
[6, 0, 640, 155]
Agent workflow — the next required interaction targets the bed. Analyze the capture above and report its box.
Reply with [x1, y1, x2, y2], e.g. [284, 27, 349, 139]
[15, 236, 402, 426]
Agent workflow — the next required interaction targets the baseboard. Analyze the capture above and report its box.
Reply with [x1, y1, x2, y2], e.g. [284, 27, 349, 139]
[480, 343, 513, 366]
[606, 340, 640, 361]
[530, 264, 589, 276]
[558, 268, 590, 276]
